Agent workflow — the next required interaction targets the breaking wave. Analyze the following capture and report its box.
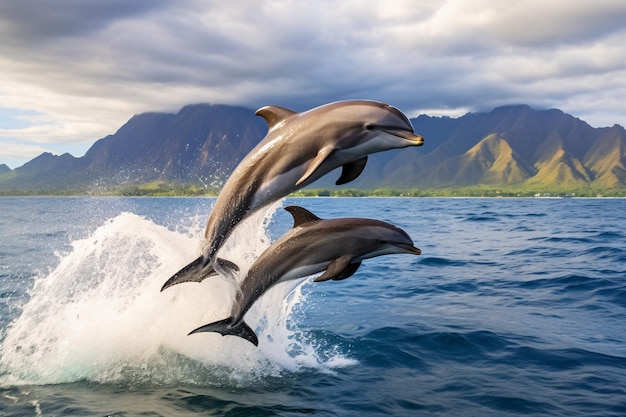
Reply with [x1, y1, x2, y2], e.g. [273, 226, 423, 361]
[0, 202, 355, 387]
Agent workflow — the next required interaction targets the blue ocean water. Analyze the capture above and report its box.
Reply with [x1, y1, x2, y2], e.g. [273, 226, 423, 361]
[0, 196, 625, 416]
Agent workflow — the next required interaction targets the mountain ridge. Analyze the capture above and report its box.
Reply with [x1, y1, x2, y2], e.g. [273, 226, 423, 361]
[1, 103, 625, 194]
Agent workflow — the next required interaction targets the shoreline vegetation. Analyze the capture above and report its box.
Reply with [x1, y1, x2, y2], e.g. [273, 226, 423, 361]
[0, 181, 624, 197]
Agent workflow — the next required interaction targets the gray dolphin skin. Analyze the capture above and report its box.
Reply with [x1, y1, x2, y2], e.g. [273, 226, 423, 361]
[161, 100, 424, 291]
[188, 205, 421, 346]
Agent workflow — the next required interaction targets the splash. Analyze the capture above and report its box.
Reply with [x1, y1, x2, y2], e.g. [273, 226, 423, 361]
[0, 202, 355, 387]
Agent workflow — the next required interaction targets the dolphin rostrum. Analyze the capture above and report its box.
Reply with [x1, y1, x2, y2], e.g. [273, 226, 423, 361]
[187, 205, 421, 346]
[161, 100, 424, 291]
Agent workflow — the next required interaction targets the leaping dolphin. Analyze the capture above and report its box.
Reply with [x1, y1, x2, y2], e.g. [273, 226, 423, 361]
[187, 205, 421, 346]
[161, 100, 424, 291]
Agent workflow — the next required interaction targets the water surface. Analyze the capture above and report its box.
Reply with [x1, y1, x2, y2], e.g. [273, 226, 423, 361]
[1, 197, 625, 416]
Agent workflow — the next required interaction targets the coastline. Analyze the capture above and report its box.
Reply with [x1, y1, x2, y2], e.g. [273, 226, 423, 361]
[1, 186, 624, 198]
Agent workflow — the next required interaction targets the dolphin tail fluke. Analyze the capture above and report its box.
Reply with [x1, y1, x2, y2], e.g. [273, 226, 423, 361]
[160, 256, 217, 291]
[188, 317, 259, 346]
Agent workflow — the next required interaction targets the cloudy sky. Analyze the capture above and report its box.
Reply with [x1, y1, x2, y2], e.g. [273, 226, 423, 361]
[1, 0, 625, 168]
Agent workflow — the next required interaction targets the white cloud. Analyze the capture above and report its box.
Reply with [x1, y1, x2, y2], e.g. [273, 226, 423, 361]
[1, 0, 626, 166]
[0, 142, 49, 161]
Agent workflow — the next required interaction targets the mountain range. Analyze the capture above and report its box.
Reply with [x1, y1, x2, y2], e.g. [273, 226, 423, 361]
[1, 103, 625, 194]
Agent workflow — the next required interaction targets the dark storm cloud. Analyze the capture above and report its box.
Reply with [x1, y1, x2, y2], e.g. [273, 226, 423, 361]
[0, 0, 171, 41]
[1, 0, 626, 168]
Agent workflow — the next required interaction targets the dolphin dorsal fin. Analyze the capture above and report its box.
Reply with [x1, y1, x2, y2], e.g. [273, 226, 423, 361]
[284, 205, 321, 228]
[255, 105, 297, 131]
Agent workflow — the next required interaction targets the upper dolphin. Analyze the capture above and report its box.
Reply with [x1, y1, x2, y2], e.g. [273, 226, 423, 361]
[161, 100, 424, 291]
[188, 205, 422, 346]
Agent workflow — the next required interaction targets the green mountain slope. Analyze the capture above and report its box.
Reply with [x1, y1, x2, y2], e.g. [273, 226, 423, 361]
[0, 103, 624, 194]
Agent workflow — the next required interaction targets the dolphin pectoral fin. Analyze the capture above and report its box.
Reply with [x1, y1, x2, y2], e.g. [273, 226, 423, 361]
[296, 146, 334, 186]
[332, 260, 362, 281]
[336, 156, 368, 185]
[314, 255, 354, 282]
[160, 256, 217, 291]
[189, 317, 259, 347]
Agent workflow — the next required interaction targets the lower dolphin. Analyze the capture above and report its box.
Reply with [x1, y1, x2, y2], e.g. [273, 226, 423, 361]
[188, 205, 421, 346]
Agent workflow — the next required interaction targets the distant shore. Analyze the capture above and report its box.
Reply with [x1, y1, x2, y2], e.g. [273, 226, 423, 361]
[1, 183, 624, 198]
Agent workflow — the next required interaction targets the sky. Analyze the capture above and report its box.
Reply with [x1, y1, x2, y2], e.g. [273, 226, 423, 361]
[1, 0, 625, 169]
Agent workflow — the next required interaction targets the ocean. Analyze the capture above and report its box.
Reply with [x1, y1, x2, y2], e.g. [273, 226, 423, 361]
[0, 196, 625, 416]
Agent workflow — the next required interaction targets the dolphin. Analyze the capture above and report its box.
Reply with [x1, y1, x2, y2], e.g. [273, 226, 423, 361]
[187, 205, 421, 346]
[161, 100, 424, 291]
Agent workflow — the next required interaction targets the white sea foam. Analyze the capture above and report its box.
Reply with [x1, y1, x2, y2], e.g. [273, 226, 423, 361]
[0, 202, 355, 387]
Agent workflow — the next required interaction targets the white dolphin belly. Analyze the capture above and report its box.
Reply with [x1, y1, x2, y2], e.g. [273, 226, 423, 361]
[278, 262, 330, 282]
[251, 162, 310, 208]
